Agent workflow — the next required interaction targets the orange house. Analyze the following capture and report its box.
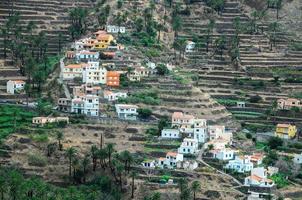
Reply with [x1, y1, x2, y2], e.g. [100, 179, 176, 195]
[106, 71, 120, 87]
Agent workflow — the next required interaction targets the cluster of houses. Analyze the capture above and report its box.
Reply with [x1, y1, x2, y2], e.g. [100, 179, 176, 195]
[142, 111, 232, 170]
[57, 27, 163, 118]
[141, 111, 278, 197]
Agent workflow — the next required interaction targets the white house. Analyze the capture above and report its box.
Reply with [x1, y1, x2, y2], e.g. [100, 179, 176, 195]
[293, 153, 302, 164]
[106, 25, 126, 33]
[185, 41, 195, 53]
[225, 155, 254, 173]
[193, 119, 208, 143]
[63, 63, 88, 80]
[127, 66, 150, 82]
[250, 153, 265, 166]
[161, 129, 180, 139]
[142, 160, 157, 168]
[178, 138, 199, 155]
[104, 90, 127, 101]
[7, 80, 25, 94]
[160, 152, 184, 169]
[177, 160, 198, 170]
[76, 50, 99, 62]
[71, 95, 99, 117]
[115, 104, 138, 120]
[172, 112, 195, 128]
[146, 62, 156, 69]
[82, 61, 107, 84]
[210, 148, 234, 160]
[244, 167, 274, 188]
[204, 138, 229, 150]
[208, 125, 225, 140]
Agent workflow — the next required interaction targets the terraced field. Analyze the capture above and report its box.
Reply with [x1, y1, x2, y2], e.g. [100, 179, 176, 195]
[178, 0, 302, 129]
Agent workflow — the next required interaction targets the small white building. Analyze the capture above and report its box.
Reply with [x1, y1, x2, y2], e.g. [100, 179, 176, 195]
[82, 61, 107, 84]
[106, 25, 126, 33]
[208, 125, 226, 140]
[185, 41, 195, 53]
[104, 90, 127, 101]
[225, 155, 254, 173]
[142, 160, 157, 168]
[127, 66, 150, 82]
[293, 153, 302, 164]
[32, 117, 69, 125]
[172, 112, 195, 128]
[71, 95, 99, 117]
[76, 50, 99, 62]
[161, 152, 184, 169]
[178, 138, 199, 155]
[193, 119, 208, 143]
[115, 104, 138, 120]
[161, 129, 180, 139]
[7, 80, 25, 94]
[63, 63, 88, 80]
[244, 167, 274, 188]
[210, 148, 234, 160]
[237, 101, 246, 108]
[177, 160, 198, 170]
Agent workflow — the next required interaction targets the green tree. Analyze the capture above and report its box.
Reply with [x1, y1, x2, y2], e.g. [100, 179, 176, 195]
[91, 145, 99, 171]
[117, 0, 123, 9]
[68, 8, 88, 40]
[268, 22, 279, 50]
[130, 171, 137, 199]
[66, 147, 77, 178]
[138, 108, 152, 119]
[268, 137, 283, 149]
[191, 181, 201, 200]
[56, 131, 64, 151]
[156, 64, 169, 75]
[172, 15, 182, 39]
[106, 143, 115, 166]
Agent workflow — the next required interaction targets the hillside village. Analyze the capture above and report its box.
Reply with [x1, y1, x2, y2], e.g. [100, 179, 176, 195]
[0, 0, 302, 200]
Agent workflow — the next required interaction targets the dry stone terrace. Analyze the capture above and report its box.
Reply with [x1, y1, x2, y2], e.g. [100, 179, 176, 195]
[0, 0, 95, 56]
[178, 0, 302, 127]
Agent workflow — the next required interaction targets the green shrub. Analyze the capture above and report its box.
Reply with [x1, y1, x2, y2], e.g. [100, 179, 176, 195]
[28, 153, 47, 167]
[268, 137, 283, 149]
[138, 108, 152, 119]
[249, 95, 262, 103]
[30, 133, 49, 143]
[270, 173, 289, 188]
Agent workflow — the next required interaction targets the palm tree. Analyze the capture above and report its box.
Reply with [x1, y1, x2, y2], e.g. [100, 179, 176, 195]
[205, 19, 215, 53]
[130, 171, 137, 199]
[0, 175, 7, 200]
[191, 180, 201, 200]
[47, 143, 56, 157]
[72, 157, 79, 180]
[56, 132, 64, 151]
[97, 148, 108, 169]
[82, 155, 90, 183]
[65, 147, 77, 178]
[178, 178, 188, 194]
[106, 143, 115, 166]
[91, 145, 98, 171]
[156, 22, 165, 43]
[172, 15, 182, 39]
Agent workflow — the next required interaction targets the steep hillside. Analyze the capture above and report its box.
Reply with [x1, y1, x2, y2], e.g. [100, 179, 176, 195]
[179, 0, 302, 131]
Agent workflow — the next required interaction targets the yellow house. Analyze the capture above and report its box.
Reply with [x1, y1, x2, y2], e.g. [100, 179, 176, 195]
[275, 124, 297, 139]
[94, 34, 114, 50]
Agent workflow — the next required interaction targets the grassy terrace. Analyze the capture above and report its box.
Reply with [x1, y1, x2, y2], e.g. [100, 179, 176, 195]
[0, 105, 37, 140]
